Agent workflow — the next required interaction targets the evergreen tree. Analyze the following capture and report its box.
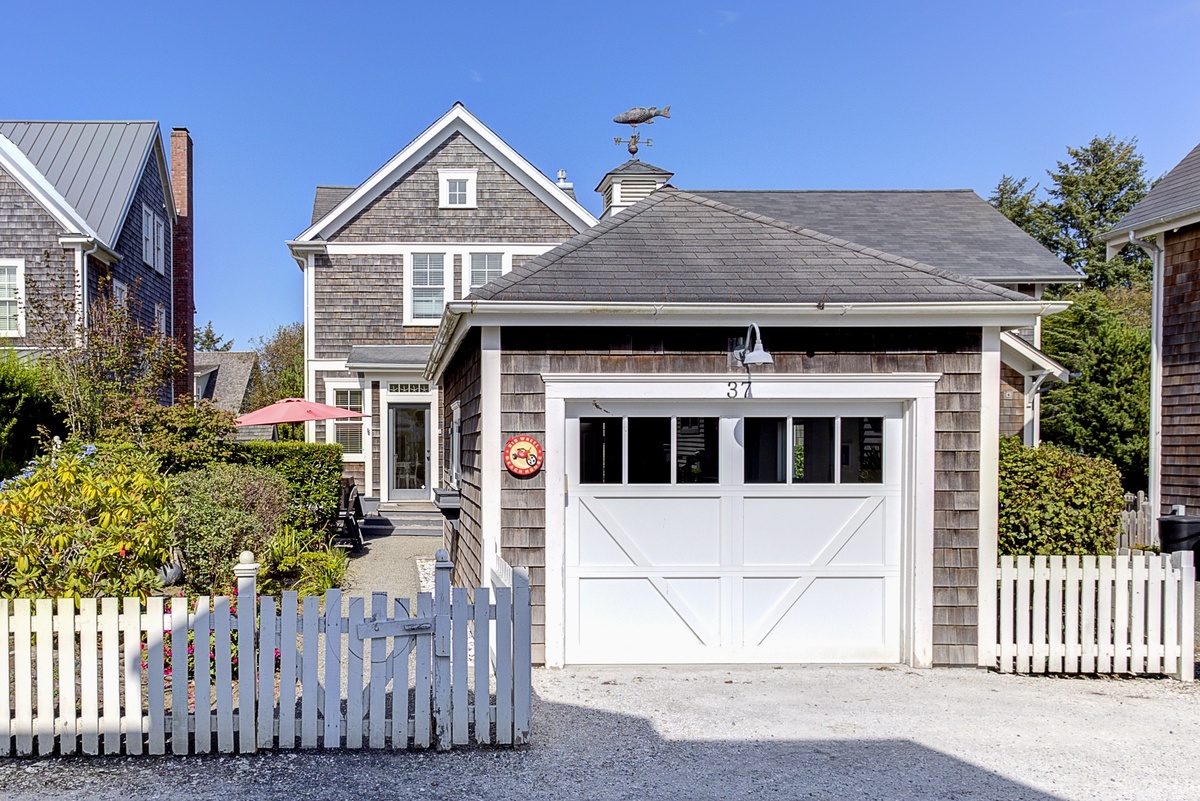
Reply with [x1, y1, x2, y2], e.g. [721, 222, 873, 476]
[195, 320, 233, 351]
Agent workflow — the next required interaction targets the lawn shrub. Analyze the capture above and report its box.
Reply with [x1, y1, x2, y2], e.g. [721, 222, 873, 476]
[998, 437, 1123, 556]
[105, 398, 238, 473]
[0, 350, 63, 478]
[172, 464, 288, 595]
[231, 440, 342, 531]
[0, 444, 174, 598]
[259, 525, 349, 596]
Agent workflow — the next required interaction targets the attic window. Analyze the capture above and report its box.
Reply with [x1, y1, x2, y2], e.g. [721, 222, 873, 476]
[438, 169, 477, 209]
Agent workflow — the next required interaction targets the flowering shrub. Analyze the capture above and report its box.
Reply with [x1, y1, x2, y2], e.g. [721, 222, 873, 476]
[0, 443, 175, 598]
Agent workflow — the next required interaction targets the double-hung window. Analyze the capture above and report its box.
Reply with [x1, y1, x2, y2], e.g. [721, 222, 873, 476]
[410, 253, 445, 322]
[155, 303, 168, 336]
[332, 388, 364, 455]
[142, 204, 167, 273]
[469, 253, 503, 289]
[142, 205, 155, 265]
[0, 259, 24, 337]
[113, 279, 130, 308]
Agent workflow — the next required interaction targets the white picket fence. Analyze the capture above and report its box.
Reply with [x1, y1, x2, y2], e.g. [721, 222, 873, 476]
[1119, 491, 1156, 550]
[0, 549, 531, 756]
[997, 552, 1195, 679]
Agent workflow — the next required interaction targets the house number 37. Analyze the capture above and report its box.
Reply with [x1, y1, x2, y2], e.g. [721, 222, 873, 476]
[727, 381, 749, 398]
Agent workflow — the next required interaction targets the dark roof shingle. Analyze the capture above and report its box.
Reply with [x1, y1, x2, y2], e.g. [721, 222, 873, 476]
[311, 186, 356, 225]
[1109, 141, 1200, 233]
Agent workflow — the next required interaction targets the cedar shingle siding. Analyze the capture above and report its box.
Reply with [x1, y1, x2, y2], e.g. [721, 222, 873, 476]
[0, 166, 74, 344]
[312, 253, 432, 358]
[440, 326, 985, 666]
[1161, 222, 1200, 514]
[441, 329, 483, 588]
[109, 153, 172, 335]
[999, 364, 1025, 439]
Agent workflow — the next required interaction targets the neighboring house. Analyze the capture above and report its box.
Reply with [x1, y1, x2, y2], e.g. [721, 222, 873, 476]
[0, 122, 195, 397]
[1101, 140, 1200, 517]
[288, 103, 595, 503]
[428, 186, 1069, 668]
[193, 350, 271, 441]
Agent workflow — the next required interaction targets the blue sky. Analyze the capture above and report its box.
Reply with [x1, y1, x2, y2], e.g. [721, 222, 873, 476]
[7, 0, 1200, 347]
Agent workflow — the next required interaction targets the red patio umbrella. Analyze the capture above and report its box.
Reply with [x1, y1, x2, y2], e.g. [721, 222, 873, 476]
[236, 397, 368, 427]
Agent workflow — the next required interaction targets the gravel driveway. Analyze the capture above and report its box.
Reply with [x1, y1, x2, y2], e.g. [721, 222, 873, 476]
[2, 665, 1197, 800]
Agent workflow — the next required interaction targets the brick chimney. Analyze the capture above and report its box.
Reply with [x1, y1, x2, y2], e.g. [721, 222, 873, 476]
[170, 127, 195, 401]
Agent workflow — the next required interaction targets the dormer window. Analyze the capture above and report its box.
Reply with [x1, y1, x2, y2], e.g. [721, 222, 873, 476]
[438, 169, 477, 209]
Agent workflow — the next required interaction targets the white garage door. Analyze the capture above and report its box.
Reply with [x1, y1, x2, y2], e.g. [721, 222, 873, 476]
[565, 402, 904, 664]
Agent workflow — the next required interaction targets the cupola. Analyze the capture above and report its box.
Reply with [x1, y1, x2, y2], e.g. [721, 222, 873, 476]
[595, 160, 673, 219]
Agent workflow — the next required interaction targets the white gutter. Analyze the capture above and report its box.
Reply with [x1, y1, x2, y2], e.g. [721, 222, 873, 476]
[1127, 232, 1164, 522]
[286, 240, 326, 271]
[424, 299, 1071, 382]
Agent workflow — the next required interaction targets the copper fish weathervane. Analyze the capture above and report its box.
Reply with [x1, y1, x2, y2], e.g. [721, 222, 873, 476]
[612, 106, 671, 127]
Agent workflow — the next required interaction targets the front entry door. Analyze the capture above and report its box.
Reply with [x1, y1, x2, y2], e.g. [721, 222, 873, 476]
[390, 404, 429, 499]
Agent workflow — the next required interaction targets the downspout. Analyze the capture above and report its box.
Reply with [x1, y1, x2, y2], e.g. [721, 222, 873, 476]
[1128, 231, 1164, 521]
[75, 238, 102, 342]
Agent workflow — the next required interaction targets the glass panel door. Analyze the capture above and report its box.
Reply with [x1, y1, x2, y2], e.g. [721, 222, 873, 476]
[390, 404, 429, 497]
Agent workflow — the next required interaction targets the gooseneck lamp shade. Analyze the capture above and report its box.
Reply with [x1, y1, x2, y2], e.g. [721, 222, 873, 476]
[739, 324, 774, 365]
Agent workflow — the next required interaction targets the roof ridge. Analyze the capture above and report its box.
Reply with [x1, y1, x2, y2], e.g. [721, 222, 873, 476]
[669, 189, 1025, 301]
[687, 188, 976, 194]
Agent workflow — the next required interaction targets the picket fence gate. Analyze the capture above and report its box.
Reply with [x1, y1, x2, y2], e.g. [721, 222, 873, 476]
[0, 549, 532, 757]
[996, 552, 1194, 679]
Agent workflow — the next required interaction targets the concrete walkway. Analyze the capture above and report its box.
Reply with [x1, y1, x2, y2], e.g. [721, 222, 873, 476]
[343, 529, 440, 602]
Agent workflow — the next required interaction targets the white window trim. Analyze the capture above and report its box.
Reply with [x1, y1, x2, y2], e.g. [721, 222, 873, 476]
[324, 379, 368, 463]
[142, 203, 168, 274]
[0, 257, 26, 338]
[142, 204, 155, 266]
[155, 302, 168, 336]
[468, 251, 505, 291]
[112, 278, 129, 308]
[449, 401, 462, 488]
[438, 168, 478, 209]
[153, 215, 166, 275]
[404, 252, 453, 326]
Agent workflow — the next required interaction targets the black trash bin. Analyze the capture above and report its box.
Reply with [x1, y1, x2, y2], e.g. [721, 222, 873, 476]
[1158, 515, 1200, 570]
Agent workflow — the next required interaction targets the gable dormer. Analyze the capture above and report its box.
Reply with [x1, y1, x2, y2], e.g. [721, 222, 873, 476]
[595, 159, 673, 219]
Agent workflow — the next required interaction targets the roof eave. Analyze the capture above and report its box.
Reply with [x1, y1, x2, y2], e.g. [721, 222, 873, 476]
[1101, 206, 1200, 245]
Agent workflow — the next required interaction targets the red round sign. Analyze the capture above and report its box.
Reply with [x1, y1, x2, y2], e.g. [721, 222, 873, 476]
[503, 435, 544, 477]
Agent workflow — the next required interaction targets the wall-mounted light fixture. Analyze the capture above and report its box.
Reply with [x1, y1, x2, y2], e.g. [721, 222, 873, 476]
[736, 324, 773, 367]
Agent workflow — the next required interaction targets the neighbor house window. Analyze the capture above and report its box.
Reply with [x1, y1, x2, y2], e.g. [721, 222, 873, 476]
[438, 169, 477, 208]
[153, 216, 166, 274]
[410, 253, 445, 321]
[142, 205, 155, 265]
[155, 303, 168, 336]
[113, 279, 129, 307]
[470, 253, 503, 288]
[0, 259, 24, 337]
[332, 388, 364, 455]
[142, 205, 167, 273]
[450, 402, 462, 487]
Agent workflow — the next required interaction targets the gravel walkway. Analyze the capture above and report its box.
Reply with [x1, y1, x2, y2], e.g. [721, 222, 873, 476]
[2, 666, 1197, 800]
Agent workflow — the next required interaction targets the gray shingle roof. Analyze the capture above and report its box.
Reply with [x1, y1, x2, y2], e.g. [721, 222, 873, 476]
[594, 159, 673, 191]
[346, 345, 433, 368]
[311, 185, 355, 225]
[689, 189, 1080, 283]
[1109, 141, 1200, 233]
[193, 351, 259, 414]
[471, 189, 1030, 304]
[0, 121, 161, 245]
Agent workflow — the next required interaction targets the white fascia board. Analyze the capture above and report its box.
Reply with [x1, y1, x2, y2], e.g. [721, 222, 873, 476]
[294, 104, 597, 243]
[286, 240, 327, 271]
[322, 242, 559, 255]
[425, 299, 1071, 382]
[0, 134, 104, 242]
[1101, 208, 1200, 248]
[977, 274, 1083, 285]
[999, 331, 1070, 382]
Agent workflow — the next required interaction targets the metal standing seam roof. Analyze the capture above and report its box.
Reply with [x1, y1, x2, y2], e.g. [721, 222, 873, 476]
[1108, 141, 1200, 234]
[0, 121, 161, 246]
[688, 189, 1081, 283]
[470, 188, 1032, 305]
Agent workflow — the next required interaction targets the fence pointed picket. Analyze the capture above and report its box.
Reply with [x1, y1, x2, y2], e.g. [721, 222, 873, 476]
[1047, 556, 1064, 672]
[33, 599, 54, 756]
[368, 593, 387, 749]
[213, 596, 234, 754]
[57, 599, 78, 755]
[193, 598, 212, 754]
[433, 552, 452, 752]
[120, 598, 140, 756]
[1064, 556, 1080, 673]
[0, 601, 9, 757]
[1096, 557, 1113, 674]
[1175, 551, 1195, 681]
[1114, 555, 1130, 673]
[346, 596, 365, 749]
[145, 597, 165, 755]
[451, 587, 469, 746]
[78, 598, 99, 756]
[1081, 558, 1097, 673]
[322, 588, 343, 749]
[392, 597, 414, 751]
[1032, 556, 1048, 673]
[13, 599, 32, 756]
[234, 555, 259, 754]
[414, 592, 433, 749]
[1014, 555, 1031, 673]
[473, 587, 491, 745]
[495, 585, 513, 744]
[278, 592, 299, 749]
[170, 597, 189, 755]
[300, 594, 320, 749]
[1131, 556, 1147, 673]
[998, 557, 1013, 672]
[257, 595, 277, 751]
[1146, 555, 1164, 674]
[513, 567, 532, 746]
[100, 598, 122, 755]
[1163, 555, 1178, 677]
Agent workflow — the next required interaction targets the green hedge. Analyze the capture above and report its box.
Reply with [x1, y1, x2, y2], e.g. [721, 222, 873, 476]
[998, 437, 1123, 556]
[230, 441, 343, 531]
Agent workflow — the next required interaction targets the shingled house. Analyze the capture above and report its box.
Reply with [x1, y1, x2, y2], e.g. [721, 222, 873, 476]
[287, 104, 594, 505]
[0, 122, 195, 397]
[1102, 140, 1200, 518]
[426, 188, 1068, 667]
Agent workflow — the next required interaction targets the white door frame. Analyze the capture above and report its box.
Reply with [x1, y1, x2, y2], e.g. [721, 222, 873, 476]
[542, 373, 939, 668]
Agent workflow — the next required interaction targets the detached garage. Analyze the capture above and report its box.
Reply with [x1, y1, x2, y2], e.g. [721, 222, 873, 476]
[426, 188, 1066, 668]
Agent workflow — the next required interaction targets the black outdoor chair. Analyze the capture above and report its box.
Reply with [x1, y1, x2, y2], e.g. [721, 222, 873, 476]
[333, 477, 365, 552]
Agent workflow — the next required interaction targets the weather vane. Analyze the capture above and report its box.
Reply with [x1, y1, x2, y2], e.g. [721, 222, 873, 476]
[613, 105, 671, 158]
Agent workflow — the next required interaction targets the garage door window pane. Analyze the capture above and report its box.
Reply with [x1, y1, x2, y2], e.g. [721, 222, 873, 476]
[744, 418, 786, 483]
[628, 418, 671, 484]
[580, 417, 622, 484]
[677, 417, 719, 484]
[841, 417, 884, 483]
[793, 418, 835, 484]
